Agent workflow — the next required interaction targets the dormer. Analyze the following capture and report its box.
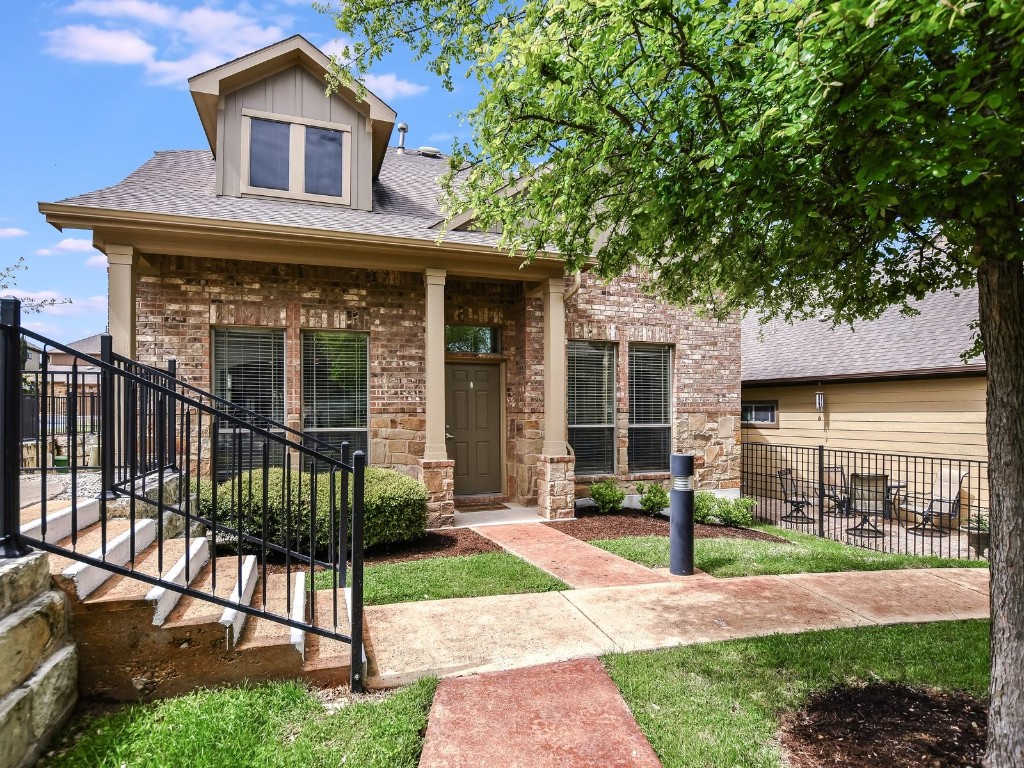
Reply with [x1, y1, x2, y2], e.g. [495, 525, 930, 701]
[188, 36, 397, 212]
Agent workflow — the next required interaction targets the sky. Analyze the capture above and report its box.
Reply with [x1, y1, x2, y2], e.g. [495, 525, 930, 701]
[1, 1, 478, 344]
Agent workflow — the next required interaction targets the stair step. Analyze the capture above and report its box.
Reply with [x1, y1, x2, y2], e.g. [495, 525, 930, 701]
[162, 556, 246, 629]
[234, 573, 298, 652]
[301, 589, 354, 685]
[59, 519, 157, 599]
[23, 498, 101, 544]
[83, 538, 192, 605]
[219, 555, 258, 646]
[146, 537, 212, 624]
[47, 517, 136, 576]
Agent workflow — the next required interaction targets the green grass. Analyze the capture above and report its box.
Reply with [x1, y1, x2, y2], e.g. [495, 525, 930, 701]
[314, 552, 567, 605]
[593, 525, 988, 576]
[605, 620, 989, 768]
[41, 677, 437, 768]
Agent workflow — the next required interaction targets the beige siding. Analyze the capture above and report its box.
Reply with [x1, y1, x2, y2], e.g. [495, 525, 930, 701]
[219, 65, 371, 209]
[742, 376, 987, 459]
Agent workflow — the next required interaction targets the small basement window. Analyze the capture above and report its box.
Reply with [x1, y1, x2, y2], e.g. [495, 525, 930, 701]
[242, 109, 352, 205]
[445, 325, 500, 354]
[741, 401, 778, 427]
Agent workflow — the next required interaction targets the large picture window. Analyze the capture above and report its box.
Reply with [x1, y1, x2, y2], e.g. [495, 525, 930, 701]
[302, 331, 368, 456]
[568, 341, 616, 475]
[628, 345, 672, 472]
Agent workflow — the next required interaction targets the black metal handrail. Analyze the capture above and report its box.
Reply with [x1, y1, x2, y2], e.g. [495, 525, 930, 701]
[2, 299, 367, 692]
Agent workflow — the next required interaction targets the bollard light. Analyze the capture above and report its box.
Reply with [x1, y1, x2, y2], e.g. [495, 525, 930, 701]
[669, 454, 695, 576]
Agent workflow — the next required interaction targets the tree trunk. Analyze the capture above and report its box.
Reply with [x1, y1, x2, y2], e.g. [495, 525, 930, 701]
[978, 256, 1024, 767]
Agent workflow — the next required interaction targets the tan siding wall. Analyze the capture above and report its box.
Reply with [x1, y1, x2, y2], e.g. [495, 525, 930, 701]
[220, 65, 371, 209]
[742, 377, 987, 459]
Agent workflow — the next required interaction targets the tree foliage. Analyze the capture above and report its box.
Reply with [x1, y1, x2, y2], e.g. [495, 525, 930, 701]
[326, 0, 1022, 325]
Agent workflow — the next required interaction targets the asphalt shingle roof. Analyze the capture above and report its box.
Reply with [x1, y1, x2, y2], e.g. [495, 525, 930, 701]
[51, 149, 501, 249]
[742, 287, 984, 383]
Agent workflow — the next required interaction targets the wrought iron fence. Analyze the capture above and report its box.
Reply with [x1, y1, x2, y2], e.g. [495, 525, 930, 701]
[1, 298, 367, 691]
[742, 442, 990, 561]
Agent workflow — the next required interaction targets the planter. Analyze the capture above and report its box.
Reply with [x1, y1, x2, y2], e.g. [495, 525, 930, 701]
[964, 527, 990, 559]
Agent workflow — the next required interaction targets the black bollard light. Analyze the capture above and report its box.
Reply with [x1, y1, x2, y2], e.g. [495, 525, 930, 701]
[669, 453, 695, 576]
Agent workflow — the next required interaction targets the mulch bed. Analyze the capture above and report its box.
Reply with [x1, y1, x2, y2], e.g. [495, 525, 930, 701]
[363, 528, 501, 565]
[779, 682, 988, 768]
[542, 508, 788, 543]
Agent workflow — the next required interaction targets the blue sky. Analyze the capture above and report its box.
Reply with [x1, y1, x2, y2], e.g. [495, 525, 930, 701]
[1, 1, 476, 343]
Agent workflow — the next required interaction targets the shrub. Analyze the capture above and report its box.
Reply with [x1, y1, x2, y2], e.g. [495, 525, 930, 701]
[636, 482, 669, 515]
[693, 492, 755, 527]
[589, 478, 625, 514]
[195, 465, 427, 555]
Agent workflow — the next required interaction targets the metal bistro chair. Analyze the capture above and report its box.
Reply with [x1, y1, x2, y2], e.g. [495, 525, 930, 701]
[846, 473, 889, 538]
[778, 469, 815, 524]
[822, 465, 851, 515]
[905, 467, 968, 536]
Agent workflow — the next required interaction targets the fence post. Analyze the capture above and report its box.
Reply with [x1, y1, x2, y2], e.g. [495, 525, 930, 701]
[817, 444, 825, 538]
[1, 298, 29, 558]
[98, 334, 118, 499]
[349, 450, 365, 693]
[165, 358, 177, 469]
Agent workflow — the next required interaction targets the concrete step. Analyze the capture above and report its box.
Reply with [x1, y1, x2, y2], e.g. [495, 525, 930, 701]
[219, 555, 258, 646]
[146, 537, 212, 624]
[234, 572, 298, 653]
[83, 537, 191, 605]
[58, 519, 157, 600]
[21, 498, 101, 543]
[301, 588, 354, 687]
[162, 556, 246, 631]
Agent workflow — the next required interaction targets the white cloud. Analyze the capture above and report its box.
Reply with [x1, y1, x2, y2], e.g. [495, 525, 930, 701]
[35, 238, 97, 256]
[67, 0, 176, 25]
[428, 132, 457, 145]
[46, 25, 155, 64]
[22, 320, 65, 337]
[2, 290, 106, 317]
[0, 228, 28, 238]
[85, 254, 109, 268]
[321, 38, 354, 62]
[362, 73, 427, 100]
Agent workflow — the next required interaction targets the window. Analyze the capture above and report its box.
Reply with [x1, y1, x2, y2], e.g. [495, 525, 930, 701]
[242, 109, 352, 205]
[302, 331, 368, 456]
[741, 401, 778, 427]
[628, 345, 671, 472]
[568, 341, 615, 475]
[445, 325, 500, 354]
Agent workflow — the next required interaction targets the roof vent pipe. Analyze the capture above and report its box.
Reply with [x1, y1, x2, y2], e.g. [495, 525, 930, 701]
[396, 122, 408, 155]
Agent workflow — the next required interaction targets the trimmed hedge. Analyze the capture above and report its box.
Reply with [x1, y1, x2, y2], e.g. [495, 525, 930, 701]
[196, 466, 427, 555]
[693, 491, 755, 527]
[589, 478, 625, 514]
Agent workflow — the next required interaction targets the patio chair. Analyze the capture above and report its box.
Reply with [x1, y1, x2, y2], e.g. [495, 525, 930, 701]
[778, 469, 815, 524]
[846, 473, 888, 538]
[822, 465, 851, 515]
[904, 467, 968, 536]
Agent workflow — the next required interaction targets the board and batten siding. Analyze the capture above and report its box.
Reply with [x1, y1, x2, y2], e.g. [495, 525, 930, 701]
[741, 375, 988, 460]
[218, 65, 372, 210]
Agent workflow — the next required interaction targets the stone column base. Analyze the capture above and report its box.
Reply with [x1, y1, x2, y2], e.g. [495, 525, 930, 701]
[419, 459, 455, 528]
[537, 455, 575, 520]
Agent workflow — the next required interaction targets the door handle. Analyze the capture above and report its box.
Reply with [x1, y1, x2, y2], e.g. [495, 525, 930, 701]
[446, 433, 454, 440]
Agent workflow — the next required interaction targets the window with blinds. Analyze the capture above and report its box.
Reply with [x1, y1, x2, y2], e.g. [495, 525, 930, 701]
[628, 345, 672, 472]
[212, 328, 286, 422]
[302, 331, 369, 456]
[568, 341, 615, 475]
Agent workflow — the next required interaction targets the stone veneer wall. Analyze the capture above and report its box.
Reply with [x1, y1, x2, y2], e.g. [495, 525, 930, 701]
[0, 553, 78, 768]
[567, 270, 741, 493]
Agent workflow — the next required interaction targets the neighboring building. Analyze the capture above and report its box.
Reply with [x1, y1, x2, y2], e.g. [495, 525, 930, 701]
[39, 36, 740, 525]
[22, 342, 45, 371]
[741, 288, 986, 459]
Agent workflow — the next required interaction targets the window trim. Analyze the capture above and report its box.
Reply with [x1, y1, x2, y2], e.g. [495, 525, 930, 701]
[240, 108, 352, 205]
[567, 340, 617, 476]
[627, 343, 673, 473]
[741, 400, 779, 428]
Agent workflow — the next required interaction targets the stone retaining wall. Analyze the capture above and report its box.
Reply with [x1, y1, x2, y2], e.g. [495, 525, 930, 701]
[0, 553, 78, 768]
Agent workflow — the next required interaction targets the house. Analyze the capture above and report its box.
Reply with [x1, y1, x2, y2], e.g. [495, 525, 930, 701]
[22, 341, 45, 371]
[39, 36, 741, 526]
[741, 287, 986, 459]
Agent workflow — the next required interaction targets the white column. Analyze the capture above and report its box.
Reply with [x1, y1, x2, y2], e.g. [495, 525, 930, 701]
[542, 276, 568, 456]
[105, 245, 136, 359]
[423, 268, 448, 460]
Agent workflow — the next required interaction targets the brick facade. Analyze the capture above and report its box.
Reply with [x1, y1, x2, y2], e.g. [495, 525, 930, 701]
[133, 256, 739, 519]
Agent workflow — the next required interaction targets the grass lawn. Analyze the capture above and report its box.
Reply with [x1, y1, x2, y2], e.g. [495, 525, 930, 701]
[605, 620, 990, 768]
[41, 678, 437, 768]
[593, 524, 988, 576]
[313, 552, 567, 605]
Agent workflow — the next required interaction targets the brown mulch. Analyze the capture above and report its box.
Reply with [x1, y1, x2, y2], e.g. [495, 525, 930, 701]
[542, 508, 788, 543]
[779, 682, 988, 768]
[362, 527, 501, 565]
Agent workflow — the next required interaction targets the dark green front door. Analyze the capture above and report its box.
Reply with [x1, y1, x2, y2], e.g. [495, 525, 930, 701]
[445, 363, 501, 495]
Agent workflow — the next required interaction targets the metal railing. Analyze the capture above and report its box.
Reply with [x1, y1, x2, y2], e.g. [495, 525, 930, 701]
[0, 298, 367, 691]
[742, 442, 990, 561]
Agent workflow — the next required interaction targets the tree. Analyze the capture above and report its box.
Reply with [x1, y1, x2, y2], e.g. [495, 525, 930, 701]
[324, 0, 1023, 761]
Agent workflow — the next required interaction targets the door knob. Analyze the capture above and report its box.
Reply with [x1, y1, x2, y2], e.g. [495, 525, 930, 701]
[446, 433, 454, 439]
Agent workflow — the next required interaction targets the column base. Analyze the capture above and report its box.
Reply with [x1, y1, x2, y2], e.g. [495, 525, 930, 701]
[536, 455, 575, 520]
[419, 459, 455, 528]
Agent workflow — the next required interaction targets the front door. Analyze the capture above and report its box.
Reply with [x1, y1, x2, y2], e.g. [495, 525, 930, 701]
[445, 363, 501, 495]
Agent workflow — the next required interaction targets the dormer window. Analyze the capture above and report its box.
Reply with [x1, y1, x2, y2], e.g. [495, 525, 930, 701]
[241, 109, 351, 205]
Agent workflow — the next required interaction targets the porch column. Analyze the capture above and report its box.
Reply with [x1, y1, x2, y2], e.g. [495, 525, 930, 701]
[105, 245, 136, 359]
[541, 276, 568, 456]
[423, 267, 448, 461]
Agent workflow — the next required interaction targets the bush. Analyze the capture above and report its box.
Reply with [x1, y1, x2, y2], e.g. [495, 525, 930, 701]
[693, 492, 755, 527]
[636, 482, 669, 515]
[589, 478, 625, 514]
[195, 465, 427, 555]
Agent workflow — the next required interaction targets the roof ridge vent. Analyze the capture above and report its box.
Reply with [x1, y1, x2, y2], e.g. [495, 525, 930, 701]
[417, 146, 442, 158]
